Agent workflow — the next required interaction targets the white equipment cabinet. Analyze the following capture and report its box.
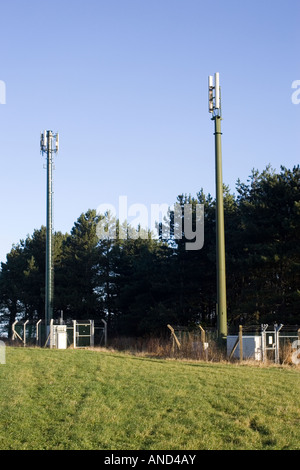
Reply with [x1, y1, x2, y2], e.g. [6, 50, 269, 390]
[227, 335, 262, 361]
[51, 324, 67, 349]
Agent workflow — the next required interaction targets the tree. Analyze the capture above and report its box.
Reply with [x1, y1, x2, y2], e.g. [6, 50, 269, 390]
[1, 165, 299, 337]
[234, 165, 300, 324]
[0, 244, 26, 336]
[56, 209, 101, 319]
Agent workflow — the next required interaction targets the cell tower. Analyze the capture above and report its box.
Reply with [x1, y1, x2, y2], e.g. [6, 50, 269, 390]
[40, 130, 59, 335]
[208, 73, 227, 343]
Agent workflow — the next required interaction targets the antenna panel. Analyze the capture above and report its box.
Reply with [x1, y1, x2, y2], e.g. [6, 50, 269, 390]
[208, 75, 214, 112]
[43, 130, 47, 148]
[214, 72, 220, 109]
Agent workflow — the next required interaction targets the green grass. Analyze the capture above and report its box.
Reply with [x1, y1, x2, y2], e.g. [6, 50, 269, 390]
[0, 347, 299, 450]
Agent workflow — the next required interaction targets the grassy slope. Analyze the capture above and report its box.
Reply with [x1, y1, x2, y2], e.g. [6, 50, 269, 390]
[0, 347, 299, 450]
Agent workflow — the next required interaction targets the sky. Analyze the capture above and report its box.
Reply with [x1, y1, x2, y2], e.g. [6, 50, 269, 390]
[0, 0, 299, 263]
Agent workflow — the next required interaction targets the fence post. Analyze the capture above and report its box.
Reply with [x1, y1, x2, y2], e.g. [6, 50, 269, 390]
[167, 324, 181, 353]
[49, 319, 54, 349]
[102, 319, 107, 347]
[261, 324, 268, 363]
[12, 321, 18, 341]
[90, 320, 95, 348]
[23, 320, 29, 347]
[275, 323, 283, 364]
[36, 319, 42, 347]
[239, 325, 243, 362]
[73, 320, 77, 349]
[199, 325, 208, 360]
[229, 327, 243, 361]
[12, 321, 23, 343]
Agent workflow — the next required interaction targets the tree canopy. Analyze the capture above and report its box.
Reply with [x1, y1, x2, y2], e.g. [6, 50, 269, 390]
[1, 165, 299, 337]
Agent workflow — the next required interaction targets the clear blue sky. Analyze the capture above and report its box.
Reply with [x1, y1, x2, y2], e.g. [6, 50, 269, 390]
[0, 0, 299, 263]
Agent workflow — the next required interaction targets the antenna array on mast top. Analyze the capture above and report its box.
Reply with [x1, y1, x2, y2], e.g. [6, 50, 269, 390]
[208, 72, 221, 117]
[40, 130, 59, 154]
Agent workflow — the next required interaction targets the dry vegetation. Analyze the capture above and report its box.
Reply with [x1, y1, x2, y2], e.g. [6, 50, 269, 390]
[103, 334, 300, 367]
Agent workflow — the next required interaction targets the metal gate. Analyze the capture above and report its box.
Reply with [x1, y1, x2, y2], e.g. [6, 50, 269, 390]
[10, 318, 107, 349]
[261, 324, 283, 363]
[73, 320, 94, 348]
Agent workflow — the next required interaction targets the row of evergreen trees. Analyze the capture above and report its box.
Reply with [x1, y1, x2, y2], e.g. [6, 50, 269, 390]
[0, 165, 299, 337]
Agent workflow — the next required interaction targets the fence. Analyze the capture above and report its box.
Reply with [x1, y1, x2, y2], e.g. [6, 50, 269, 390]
[227, 324, 300, 363]
[167, 323, 300, 363]
[2, 319, 300, 363]
[7, 318, 107, 349]
[166, 324, 215, 360]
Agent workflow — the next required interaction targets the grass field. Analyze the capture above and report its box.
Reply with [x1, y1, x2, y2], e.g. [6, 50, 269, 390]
[0, 347, 299, 450]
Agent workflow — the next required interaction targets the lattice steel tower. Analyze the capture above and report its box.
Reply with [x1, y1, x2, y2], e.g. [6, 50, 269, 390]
[40, 130, 59, 332]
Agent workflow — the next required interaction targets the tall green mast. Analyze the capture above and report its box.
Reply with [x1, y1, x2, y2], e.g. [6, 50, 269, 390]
[40, 130, 59, 336]
[208, 73, 227, 343]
